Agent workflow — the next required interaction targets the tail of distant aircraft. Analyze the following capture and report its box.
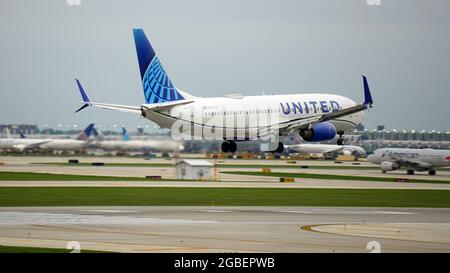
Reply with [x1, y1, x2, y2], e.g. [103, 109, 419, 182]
[121, 127, 130, 141]
[132, 29, 194, 104]
[75, 123, 95, 141]
[19, 131, 26, 139]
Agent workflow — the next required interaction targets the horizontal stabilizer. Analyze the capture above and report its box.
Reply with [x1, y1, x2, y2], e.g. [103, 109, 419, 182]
[74, 79, 141, 115]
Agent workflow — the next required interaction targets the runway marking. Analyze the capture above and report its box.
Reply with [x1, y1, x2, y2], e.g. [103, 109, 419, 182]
[0, 212, 218, 225]
[77, 209, 139, 213]
[374, 211, 418, 215]
[193, 210, 233, 213]
[278, 210, 314, 214]
[302, 223, 450, 245]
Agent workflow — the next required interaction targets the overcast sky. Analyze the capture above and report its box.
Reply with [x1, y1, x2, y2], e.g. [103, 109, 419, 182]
[0, 0, 449, 132]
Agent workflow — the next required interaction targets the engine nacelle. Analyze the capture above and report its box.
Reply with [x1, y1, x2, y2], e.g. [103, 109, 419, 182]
[12, 144, 26, 152]
[380, 161, 400, 171]
[299, 122, 337, 142]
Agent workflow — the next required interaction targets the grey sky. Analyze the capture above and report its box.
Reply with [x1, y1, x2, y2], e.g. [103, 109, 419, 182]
[0, 0, 449, 132]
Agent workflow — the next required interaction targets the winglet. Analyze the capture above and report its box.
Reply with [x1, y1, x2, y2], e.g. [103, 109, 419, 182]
[75, 78, 91, 113]
[362, 75, 373, 107]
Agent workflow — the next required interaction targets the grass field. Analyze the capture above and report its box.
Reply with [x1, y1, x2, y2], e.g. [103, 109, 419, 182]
[0, 187, 449, 207]
[0, 172, 179, 181]
[222, 171, 450, 184]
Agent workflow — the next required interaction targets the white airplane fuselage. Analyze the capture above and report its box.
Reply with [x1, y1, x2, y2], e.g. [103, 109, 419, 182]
[39, 139, 87, 150]
[287, 143, 366, 157]
[143, 93, 363, 139]
[368, 148, 450, 168]
[0, 138, 87, 151]
[368, 148, 450, 175]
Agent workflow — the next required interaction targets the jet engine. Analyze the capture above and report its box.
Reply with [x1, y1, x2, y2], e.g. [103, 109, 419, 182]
[299, 122, 337, 142]
[380, 161, 400, 171]
[12, 144, 26, 152]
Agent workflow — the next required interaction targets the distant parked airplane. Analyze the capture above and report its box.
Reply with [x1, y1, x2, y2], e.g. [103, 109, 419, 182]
[92, 126, 184, 152]
[367, 148, 450, 175]
[285, 143, 366, 158]
[0, 124, 95, 152]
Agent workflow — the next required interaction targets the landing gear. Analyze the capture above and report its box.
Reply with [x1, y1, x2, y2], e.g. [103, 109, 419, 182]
[221, 141, 237, 153]
[428, 170, 436, 175]
[337, 131, 344, 146]
[407, 169, 415, 175]
[272, 142, 284, 153]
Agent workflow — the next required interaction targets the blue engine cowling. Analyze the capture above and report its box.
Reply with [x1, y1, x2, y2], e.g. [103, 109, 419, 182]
[299, 122, 337, 142]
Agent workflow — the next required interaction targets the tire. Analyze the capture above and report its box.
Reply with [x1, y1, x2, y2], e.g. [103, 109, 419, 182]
[221, 142, 229, 153]
[429, 170, 436, 175]
[407, 169, 415, 175]
[229, 141, 237, 153]
[276, 142, 284, 153]
[337, 139, 344, 146]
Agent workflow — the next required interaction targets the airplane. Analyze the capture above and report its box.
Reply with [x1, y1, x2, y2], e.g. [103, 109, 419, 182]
[0, 124, 95, 152]
[367, 148, 450, 175]
[74, 29, 374, 153]
[91, 126, 184, 152]
[0, 133, 51, 152]
[285, 143, 366, 158]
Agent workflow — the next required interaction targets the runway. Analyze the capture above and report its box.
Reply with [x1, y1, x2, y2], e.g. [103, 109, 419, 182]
[0, 206, 449, 253]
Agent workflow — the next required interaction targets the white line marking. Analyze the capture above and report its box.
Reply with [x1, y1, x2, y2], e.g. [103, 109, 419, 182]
[374, 211, 418, 215]
[77, 210, 139, 213]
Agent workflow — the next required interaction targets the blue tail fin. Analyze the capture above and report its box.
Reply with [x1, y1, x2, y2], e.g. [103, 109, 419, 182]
[132, 29, 185, 104]
[19, 131, 26, 139]
[76, 123, 95, 140]
[121, 127, 130, 141]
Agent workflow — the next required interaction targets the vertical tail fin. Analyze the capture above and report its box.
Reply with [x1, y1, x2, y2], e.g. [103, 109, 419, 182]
[75, 123, 95, 141]
[121, 127, 130, 141]
[132, 29, 186, 104]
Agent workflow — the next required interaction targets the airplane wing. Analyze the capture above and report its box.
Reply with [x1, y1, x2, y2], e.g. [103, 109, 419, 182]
[142, 99, 195, 111]
[14, 140, 52, 150]
[282, 76, 373, 133]
[394, 159, 431, 169]
[74, 79, 142, 115]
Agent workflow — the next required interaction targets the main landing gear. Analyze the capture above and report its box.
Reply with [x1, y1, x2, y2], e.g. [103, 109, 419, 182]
[406, 169, 436, 175]
[273, 142, 284, 153]
[220, 141, 284, 154]
[221, 141, 237, 153]
[337, 131, 344, 146]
